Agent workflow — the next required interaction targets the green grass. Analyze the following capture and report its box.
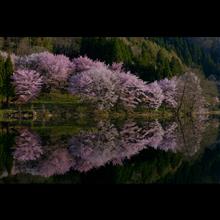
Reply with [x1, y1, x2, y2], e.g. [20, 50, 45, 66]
[32, 92, 82, 105]
[2, 92, 216, 122]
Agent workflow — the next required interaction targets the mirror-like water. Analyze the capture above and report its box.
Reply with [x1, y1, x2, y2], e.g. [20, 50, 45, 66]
[0, 114, 219, 184]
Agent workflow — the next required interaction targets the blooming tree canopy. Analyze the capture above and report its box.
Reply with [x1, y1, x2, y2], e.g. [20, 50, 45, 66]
[110, 62, 124, 72]
[144, 81, 164, 109]
[12, 69, 43, 103]
[1, 49, 208, 113]
[158, 77, 177, 108]
[69, 65, 118, 109]
[69, 63, 152, 110]
[72, 55, 105, 73]
[14, 52, 74, 89]
[114, 71, 149, 109]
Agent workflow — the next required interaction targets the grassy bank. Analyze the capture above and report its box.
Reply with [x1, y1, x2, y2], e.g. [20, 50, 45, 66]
[1, 92, 217, 122]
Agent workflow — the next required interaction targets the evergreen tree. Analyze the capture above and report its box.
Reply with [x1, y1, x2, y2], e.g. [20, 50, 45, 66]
[163, 59, 172, 78]
[80, 37, 132, 65]
[0, 55, 4, 106]
[2, 55, 14, 108]
[170, 57, 182, 76]
[156, 49, 171, 79]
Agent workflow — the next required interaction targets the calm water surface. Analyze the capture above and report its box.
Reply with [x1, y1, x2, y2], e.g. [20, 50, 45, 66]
[0, 114, 220, 183]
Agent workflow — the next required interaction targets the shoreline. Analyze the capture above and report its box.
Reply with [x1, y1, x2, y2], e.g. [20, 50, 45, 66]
[1, 107, 219, 123]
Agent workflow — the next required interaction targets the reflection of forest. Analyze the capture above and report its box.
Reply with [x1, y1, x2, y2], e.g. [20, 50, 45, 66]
[0, 116, 219, 183]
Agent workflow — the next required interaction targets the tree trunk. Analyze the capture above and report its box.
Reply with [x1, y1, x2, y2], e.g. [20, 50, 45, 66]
[176, 82, 187, 116]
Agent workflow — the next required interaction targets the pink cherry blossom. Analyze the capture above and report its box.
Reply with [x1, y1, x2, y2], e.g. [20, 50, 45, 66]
[12, 69, 43, 103]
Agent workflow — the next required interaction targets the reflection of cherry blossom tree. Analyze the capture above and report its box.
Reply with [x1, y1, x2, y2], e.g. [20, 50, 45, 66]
[11, 118, 213, 176]
[38, 148, 74, 177]
[143, 121, 165, 148]
[175, 116, 207, 157]
[13, 129, 43, 161]
[158, 122, 178, 152]
[13, 145, 74, 177]
[68, 120, 169, 172]
[68, 117, 211, 172]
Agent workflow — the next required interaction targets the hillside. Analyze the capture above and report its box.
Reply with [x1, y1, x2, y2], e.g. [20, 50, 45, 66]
[0, 37, 185, 82]
[150, 37, 220, 81]
[1, 37, 220, 82]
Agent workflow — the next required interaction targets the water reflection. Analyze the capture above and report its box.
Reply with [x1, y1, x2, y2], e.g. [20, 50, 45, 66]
[13, 128, 43, 161]
[69, 120, 174, 172]
[0, 114, 216, 182]
[68, 115, 212, 173]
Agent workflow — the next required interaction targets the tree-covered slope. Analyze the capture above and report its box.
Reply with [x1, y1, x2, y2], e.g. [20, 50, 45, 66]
[2, 37, 220, 82]
[0, 37, 185, 81]
[149, 37, 220, 80]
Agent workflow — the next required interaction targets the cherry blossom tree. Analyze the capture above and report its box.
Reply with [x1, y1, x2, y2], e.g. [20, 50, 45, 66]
[36, 52, 74, 88]
[69, 63, 153, 110]
[14, 52, 74, 90]
[5, 51, 209, 113]
[144, 81, 164, 109]
[14, 53, 40, 69]
[112, 71, 149, 109]
[110, 62, 124, 72]
[69, 65, 119, 109]
[12, 69, 43, 103]
[158, 77, 178, 108]
[175, 72, 207, 115]
[72, 55, 105, 73]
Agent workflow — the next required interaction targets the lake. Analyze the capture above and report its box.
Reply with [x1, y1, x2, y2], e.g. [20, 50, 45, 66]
[0, 113, 219, 184]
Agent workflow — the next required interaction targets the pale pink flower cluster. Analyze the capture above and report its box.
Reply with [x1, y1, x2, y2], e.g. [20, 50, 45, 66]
[158, 77, 178, 108]
[14, 51, 74, 88]
[69, 58, 166, 110]
[12, 69, 43, 103]
[72, 55, 105, 72]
